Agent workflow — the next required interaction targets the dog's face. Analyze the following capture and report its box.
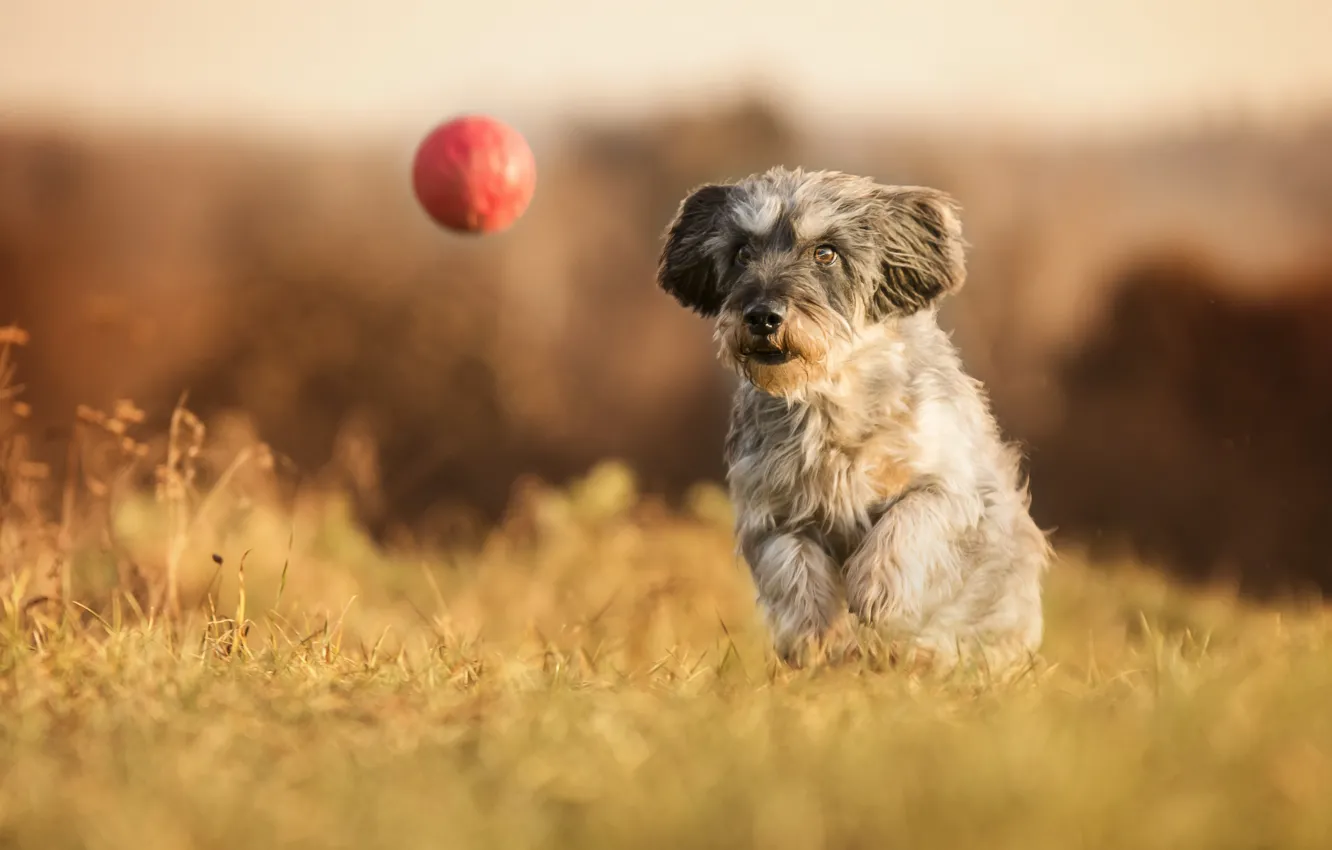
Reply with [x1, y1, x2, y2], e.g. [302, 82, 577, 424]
[656, 168, 967, 396]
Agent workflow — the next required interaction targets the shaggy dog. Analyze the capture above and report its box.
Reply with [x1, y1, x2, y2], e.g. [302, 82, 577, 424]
[656, 167, 1050, 673]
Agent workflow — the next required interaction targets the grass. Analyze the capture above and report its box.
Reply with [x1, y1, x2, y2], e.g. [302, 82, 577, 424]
[2, 329, 1332, 849]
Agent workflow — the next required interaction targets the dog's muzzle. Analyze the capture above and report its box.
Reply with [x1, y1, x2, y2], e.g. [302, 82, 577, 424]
[740, 300, 792, 364]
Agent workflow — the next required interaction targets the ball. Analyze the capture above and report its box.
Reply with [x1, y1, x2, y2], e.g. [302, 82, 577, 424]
[411, 114, 536, 235]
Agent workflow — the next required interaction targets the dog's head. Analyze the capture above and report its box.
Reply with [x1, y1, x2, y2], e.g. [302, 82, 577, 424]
[656, 167, 966, 397]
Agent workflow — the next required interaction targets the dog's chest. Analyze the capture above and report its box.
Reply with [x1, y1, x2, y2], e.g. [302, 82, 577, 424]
[727, 396, 915, 544]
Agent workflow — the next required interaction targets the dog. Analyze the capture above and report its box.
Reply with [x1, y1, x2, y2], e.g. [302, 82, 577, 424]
[655, 167, 1050, 674]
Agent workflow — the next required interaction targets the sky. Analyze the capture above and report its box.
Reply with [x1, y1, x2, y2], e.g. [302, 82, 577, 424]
[3, 0, 1331, 140]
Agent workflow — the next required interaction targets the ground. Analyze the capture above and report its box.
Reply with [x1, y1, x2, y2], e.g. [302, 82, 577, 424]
[2, 392, 1331, 847]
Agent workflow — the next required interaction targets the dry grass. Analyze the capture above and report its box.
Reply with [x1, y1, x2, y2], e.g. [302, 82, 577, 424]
[2, 326, 1332, 849]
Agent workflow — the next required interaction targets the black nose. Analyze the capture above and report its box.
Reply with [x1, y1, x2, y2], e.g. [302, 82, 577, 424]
[743, 302, 785, 336]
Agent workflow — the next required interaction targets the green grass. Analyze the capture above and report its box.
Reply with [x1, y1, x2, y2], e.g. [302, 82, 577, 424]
[2, 456, 1331, 850]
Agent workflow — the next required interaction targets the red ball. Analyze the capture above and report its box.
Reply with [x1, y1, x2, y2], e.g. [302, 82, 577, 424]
[411, 114, 536, 235]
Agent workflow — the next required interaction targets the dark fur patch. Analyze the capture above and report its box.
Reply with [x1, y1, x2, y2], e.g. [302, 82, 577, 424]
[870, 191, 964, 320]
[657, 183, 733, 316]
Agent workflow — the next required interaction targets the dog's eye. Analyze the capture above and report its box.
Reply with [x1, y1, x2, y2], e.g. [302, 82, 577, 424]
[735, 245, 753, 266]
[813, 245, 838, 265]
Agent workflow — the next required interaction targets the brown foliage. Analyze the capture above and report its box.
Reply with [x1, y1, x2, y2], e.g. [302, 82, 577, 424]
[1029, 254, 1332, 594]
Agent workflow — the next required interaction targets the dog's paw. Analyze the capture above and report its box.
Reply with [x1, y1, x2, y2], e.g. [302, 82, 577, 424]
[886, 638, 946, 677]
[844, 568, 896, 625]
[815, 616, 864, 665]
[773, 628, 819, 669]
[774, 635, 812, 669]
[774, 617, 864, 669]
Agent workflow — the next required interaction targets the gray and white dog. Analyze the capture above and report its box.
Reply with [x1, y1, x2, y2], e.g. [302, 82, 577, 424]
[656, 167, 1050, 673]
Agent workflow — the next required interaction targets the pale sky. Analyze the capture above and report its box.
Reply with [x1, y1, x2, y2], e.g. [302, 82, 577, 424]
[3, 0, 1331, 140]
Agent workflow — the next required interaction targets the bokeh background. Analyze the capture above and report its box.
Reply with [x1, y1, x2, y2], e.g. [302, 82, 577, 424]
[4, 0, 1332, 593]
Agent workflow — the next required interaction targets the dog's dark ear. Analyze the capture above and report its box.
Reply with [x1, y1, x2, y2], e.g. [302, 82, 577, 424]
[657, 183, 733, 317]
[867, 186, 967, 320]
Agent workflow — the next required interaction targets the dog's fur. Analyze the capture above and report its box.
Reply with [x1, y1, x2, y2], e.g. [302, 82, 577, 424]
[656, 167, 1050, 673]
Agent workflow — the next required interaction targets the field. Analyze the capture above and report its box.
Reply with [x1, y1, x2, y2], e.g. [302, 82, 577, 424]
[3, 331, 1331, 850]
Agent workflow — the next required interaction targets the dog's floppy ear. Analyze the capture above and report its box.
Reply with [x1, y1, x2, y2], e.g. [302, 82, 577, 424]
[657, 183, 733, 317]
[866, 186, 967, 320]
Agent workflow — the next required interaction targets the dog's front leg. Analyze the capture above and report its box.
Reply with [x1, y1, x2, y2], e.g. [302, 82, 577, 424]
[740, 526, 844, 666]
[844, 484, 978, 631]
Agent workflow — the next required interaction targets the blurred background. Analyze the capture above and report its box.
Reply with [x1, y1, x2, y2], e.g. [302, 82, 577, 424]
[3, 0, 1332, 594]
